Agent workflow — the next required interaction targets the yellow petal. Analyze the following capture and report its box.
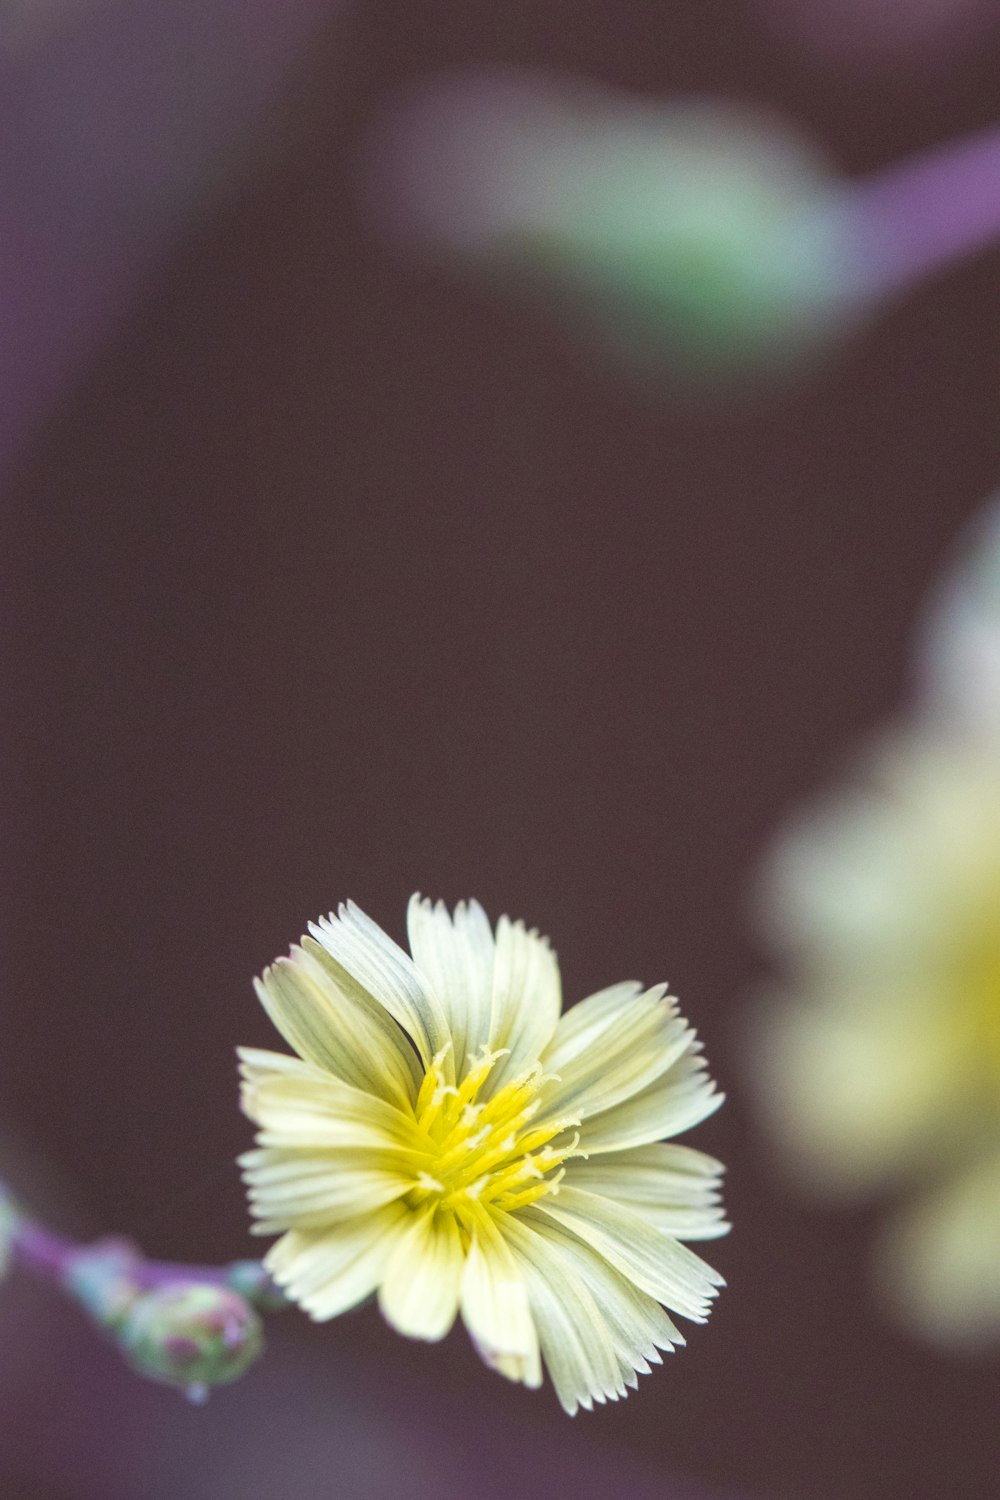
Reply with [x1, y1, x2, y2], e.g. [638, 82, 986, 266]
[241, 1147, 412, 1232]
[539, 984, 693, 1123]
[266, 1205, 410, 1320]
[459, 1211, 540, 1387]
[508, 1208, 683, 1390]
[533, 1185, 723, 1322]
[566, 1143, 728, 1241]
[500, 1213, 624, 1414]
[576, 1049, 723, 1154]
[239, 1055, 422, 1154]
[310, 902, 450, 1068]
[483, 916, 562, 1094]
[406, 896, 496, 1080]
[378, 1208, 465, 1341]
[253, 942, 419, 1108]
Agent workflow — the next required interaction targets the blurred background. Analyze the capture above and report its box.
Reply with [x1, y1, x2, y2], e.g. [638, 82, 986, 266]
[2, 2, 999, 1498]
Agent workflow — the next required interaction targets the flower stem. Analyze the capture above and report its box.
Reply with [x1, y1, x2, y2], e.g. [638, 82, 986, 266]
[2, 1181, 284, 1396]
[848, 122, 1000, 301]
[11, 1215, 73, 1278]
[4, 1185, 285, 1309]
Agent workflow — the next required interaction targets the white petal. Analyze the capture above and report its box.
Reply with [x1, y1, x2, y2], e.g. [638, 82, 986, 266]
[379, 1208, 465, 1341]
[459, 1211, 541, 1387]
[265, 1204, 410, 1319]
[239, 1051, 422, 1153]
[537, 985, 695, 1124]
[566, 1144, 729, 1241]
[540, 981, 644, 1067]
[534, 1185, 723, 1323]
[576, 1048, 723, 1154]
[253, 940, 420, 1108]
[310, 902, 450, 1068]
[483, 915, 562, 1094]
[513, 1207, 685, 1380]
[406, 896, 496, 1079]
[580, 1141, 725, 1181]
[240, 1146, 413, 1232]
[500, 1214, 623, 1414]
[237, 1047, 330, 1084]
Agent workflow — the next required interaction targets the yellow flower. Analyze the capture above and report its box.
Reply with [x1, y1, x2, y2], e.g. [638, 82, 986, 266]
[239, 897, 726, 1412]
[752, 732, 1000, 1344]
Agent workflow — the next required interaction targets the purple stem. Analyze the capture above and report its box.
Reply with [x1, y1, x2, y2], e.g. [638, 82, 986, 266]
[846, 121, 1000, 301]
[0, 0, 342, 480]
[134, 1258, 242, 1290]
[13, 1217, 73, 1278]
[13, 1216, 259, 1292]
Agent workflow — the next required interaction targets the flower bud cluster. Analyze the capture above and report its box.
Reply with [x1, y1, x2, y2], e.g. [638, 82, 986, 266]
[115, 1282, 264, 1398]
[61, 1238, 267, 1398]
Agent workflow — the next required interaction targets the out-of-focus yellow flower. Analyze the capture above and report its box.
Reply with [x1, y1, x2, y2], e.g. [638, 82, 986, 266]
[240, 897, 726, 1412]
[754, 501, 1000, 1346]
[917, 498, 1000, 747]
[756, 736, 1000, 1182]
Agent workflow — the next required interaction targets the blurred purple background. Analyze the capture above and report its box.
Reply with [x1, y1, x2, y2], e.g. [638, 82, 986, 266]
[2, 2, 999, 1498]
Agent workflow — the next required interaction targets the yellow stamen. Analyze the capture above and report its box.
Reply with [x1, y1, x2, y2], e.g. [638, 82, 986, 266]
[406, 1046, 575, 1226]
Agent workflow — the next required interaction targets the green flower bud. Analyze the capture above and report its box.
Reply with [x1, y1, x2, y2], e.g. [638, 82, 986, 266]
[514, 102, 859, 378]
[63, 1239, 141, 1324]
[0, 1188, 19, 1279]
[377, 74, 865, 381]
[116, 1282, 264, 1395]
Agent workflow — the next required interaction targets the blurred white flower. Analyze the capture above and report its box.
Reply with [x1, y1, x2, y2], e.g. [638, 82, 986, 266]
[240, 896, 726, 1413]
[880, 1147, 1000, 1346]
[917, 498, 1000, 747]
[753, 500, 1000, 1345]
[756, 737, 1000, 1182]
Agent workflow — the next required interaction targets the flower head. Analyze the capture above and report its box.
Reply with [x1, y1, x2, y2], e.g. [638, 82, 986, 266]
[753, 726, 1000, 1344]
[239, 897, 726, 1412]
[751, 502, 1000, 1347]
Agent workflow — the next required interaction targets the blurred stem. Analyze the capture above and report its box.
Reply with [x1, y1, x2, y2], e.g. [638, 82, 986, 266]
[849, 122, 1000, 300]
[5, 1185, 285, 1310]
[17, 1220, 250, 1289]
[2, 1179, 283, 1397]
[12, 1215, 69, 1276]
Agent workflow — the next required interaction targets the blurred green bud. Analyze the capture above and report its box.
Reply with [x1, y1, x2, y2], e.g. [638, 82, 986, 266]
[521, 104, 858, 377]
[63, 1238, 142, 1324]
[116, 1282, 264, 1395]
[0, 1188, 19, 1279]
[374, 71, 865, 381]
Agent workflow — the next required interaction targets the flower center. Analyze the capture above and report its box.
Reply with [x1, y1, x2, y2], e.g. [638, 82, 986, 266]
[955, 913, 1000, 1087]
[406, 1046, 579, 1222]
